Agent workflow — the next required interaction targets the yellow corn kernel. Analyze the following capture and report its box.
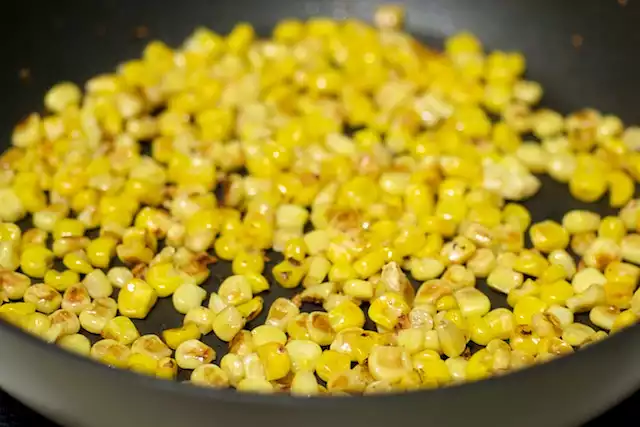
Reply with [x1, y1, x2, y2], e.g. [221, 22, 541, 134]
[118, 278, 157, 319]
[598, 216, 626, 242]
[589, 305, 620, 331]
[20, 245, 53, 278]
[512, 249, 549, 277]
[548, 249, 577, 279]
[466, 248, 496, 278]
[562, 210, 601, 235]
[272, 259, 306, 289]
[86, 237, 118, 269]
[608, 170, 634, 208]
[286, 340, 322, 373]
[212, 305, 246, 342]
[487, 266, 523, 294]
[353, 249, 386, 279]
[529, 221, 569, 253]
[513, 296, 548, 325]
[0, 271, 30, 299]
[191, 364, 229, 388]
[62, 250, 94, 274]
[509, 325, 540, 356]
[102, 316, 140, 345]
[621, 234, 640, 264]
[410, 257, 445, 281]
[57, 333, 91, 356]
[566, 284, 606, 313]
[175, 339, 215, 370]
[435, 319, 467, 358]
[83, 269, 113, 299]
[256, 342, 291, 381]
[229, 330, 255, 356]
[562, 323, 596, 347]
[328, 300, 365, 332]
[440, 236, 476, 264]
[315, 349, 351, 383]
[265, 297, 299, 330]
[611, 309, 639, 332]
[583, 238, 621, 270]
[539, 280, 574, 306]
[572, 267, 607, 294]
[454, 288, 491, 318]
[251, 324, 287, 347]
[162, 323, 201, 350]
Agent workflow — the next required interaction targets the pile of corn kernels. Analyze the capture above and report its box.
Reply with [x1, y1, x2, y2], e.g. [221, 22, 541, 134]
[2, 4, 640, 394]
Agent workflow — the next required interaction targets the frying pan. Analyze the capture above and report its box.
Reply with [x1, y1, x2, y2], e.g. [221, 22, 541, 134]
[1, 0, 640, 426]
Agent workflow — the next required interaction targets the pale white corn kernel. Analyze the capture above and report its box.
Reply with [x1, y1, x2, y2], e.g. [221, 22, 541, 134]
[172, 283, 206, 314]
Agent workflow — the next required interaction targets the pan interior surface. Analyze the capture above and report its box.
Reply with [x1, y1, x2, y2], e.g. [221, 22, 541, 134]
[0, 1, 640, 427]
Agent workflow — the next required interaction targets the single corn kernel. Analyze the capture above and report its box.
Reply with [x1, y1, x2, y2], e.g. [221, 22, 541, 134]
[529, 221, 569, 253]
[212, 305, 245, 342]
[162, 323, 202, 350]
[118, 278, 158, 319]
[102, 316, 140, 345]
[175, 339, 216, 370]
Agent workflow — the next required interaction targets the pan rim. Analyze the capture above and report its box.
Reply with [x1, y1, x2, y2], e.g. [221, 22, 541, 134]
[1, 317, 638, 407]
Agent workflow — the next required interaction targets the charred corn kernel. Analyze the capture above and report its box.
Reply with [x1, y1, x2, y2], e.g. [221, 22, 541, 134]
[529, 221, 569, 253]
[546, 305, 574, 328]
[272, 259, 306, 289]
[328, 300, 365, 332]
[162, 323, 201, 350]
[509, 325, 540, 356]
[62, 250, 93, 275]
[191, 364, 229, 388]
[61, 284, 92, 314]
[562, 210, 601, 235]
[566, 284, 606, 313]
[512, 249, 549, 278]
[236, 296, 263, 321]
[229, 330, 255, 356]
[131, 334, 172, 360]
[454, 288, 490, 318]
[23, 284, 62, 314]
[583, 238, 621, 270]
[218, 275, 253, 306]
[212, 305, 245, 342]
[172, 283, 206, 314]
[0, 272, 30, 299]
[598, 216, 626, 242]
[562, 323, 596, 347]
[611, 309, 639, 332]
[539, 280, 574, 306]
[315, 349, 351, 383]
[572, 268, 607, 294]
[20, 246, 53, 278]
[440, 236, 476, 264]
[436, 319, 467, 358]
[306, 312, 336, 346]
[621, 234, 640, 264]
[57, 333, 91, 356]
[102, 316, 140, 345]
[175, 339, 215, 370]
[487, 266, 523, 294]
[368, 292, 410, 330]
[265, 297, 299, 330]
[484, 308, 516, 340]
[47, 309, 80, 340]
[79, 297, 117, 334]
[89, 338, 131, 370]
[156, 357, 178, 380]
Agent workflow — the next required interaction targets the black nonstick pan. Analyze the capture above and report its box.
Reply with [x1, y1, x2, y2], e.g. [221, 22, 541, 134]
[1, 1, 640, 426]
